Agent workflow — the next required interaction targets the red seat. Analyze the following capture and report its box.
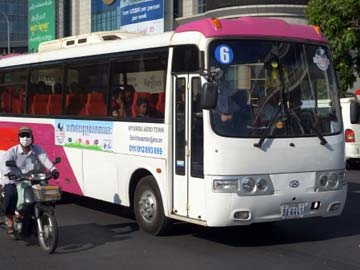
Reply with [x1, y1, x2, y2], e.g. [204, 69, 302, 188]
[156, 92, 165, 114]
[87, 92, 104, 102]
[65, 93, 84, 115]
[84, 92, 107, 116]
[47, 94, 62, 115]
[12, 96, 24, 114]
[85, 102, 107, 116]
[31, 94, 49, 114]
[131, 92, 151, 117]
[1, 90, 11, 112]
[13, 89, 26, 114]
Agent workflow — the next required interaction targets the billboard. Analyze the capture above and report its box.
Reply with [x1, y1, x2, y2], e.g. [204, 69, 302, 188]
[28, 0, 56, 53]
[120, 0, 164, 33]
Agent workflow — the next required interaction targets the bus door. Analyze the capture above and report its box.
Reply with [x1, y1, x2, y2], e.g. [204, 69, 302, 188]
[172, 74, 205, 220]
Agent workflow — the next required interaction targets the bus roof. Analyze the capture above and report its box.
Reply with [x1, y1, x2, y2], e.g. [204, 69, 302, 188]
[0, 31, 174, 68]
[175, 17, 327, 43]
[0, 17, 327, 69]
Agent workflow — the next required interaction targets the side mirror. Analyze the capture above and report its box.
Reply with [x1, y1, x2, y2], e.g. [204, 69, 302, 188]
[350, 100, 360, 124]
[54, 157, 61, 164]
[5, 160, 16, 167]
[201, 82, 218, 110]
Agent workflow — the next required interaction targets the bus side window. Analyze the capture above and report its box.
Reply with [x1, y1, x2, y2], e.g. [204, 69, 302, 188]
[110, 48, 168, 121]
[0, 69, 27, 115]
[65, 61, 109, 117]
[29, 66, 64, 115]
[172, 45, 200, 73]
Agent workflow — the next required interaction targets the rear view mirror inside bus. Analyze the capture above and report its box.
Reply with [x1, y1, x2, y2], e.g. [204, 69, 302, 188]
[201, 82, 218, 110]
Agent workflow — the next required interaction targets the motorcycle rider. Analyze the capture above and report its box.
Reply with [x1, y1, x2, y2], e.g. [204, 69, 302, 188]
[0, 126, 59, 236]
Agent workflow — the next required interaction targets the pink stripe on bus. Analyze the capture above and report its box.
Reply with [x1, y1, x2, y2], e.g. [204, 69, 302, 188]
[175, 17, 327, 43]
[0, 122, 84, 196]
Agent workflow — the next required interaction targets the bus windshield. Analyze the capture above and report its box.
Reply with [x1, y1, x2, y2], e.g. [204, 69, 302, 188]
[209, 40, 342, 138]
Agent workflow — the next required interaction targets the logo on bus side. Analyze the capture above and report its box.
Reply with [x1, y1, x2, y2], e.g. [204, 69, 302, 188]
[289, 180, 300, 188]
[56, 123, 65, 144]
[313, 48, 329, 71]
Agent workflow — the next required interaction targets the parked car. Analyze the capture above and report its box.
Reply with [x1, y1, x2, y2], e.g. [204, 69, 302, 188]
[341, 89, 360, 168]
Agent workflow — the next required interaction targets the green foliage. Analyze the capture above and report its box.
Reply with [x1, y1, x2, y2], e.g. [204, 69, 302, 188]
[306, 0, 360, 96]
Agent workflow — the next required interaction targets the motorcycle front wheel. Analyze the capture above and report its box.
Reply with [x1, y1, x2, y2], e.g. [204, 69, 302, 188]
[38, 211, 58, 254]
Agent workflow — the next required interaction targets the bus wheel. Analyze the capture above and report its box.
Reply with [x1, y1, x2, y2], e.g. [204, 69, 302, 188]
[134, 176, 170, 235]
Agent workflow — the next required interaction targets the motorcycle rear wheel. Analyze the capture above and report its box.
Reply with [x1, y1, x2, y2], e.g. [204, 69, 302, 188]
[38, 211, 58, 254]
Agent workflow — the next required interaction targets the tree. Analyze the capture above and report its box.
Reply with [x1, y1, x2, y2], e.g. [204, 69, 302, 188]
[306, 0, 360, 95]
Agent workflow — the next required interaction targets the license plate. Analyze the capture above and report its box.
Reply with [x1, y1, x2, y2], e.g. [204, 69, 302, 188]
[281, 203, 306, 219]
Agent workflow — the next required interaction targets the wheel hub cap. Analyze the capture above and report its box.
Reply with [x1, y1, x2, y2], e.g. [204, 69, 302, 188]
[139, 190, 157, 223]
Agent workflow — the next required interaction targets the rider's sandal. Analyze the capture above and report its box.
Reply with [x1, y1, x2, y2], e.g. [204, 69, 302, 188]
[7, 227, 16, 239]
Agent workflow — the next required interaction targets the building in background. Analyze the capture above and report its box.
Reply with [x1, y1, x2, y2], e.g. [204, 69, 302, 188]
[28, 0, 71, 53]
[0, 0, 28, 55]
[175, 0, 310, 26]
[71, 0, 170, 36]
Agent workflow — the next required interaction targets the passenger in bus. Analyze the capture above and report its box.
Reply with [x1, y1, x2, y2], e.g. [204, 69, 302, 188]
[112, 88, 126, 118]
[148, 91, 165, 118]
[257, 95, 276, 124]
[136, 97, 149, 118]
[69, 81, 82, 93]
[232, 89, 252, 131]
[0, 126, 60, 236]
[212, 67, 237, 131]
[124, 85, 135, 117]
[53, 82, 62, 94]
[37, 81, 49, 94]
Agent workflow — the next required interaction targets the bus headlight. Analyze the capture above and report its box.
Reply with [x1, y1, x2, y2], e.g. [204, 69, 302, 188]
[242, 177, 256, 193]
[256, 178, 268, 191]
[319, 175, 328, 187]
[328, 173, 338, 188]
[239, 175, 274, 196]
[213, 179, 239, 192]
[212, 175, 274, 195]
[315, 170, 345, 191]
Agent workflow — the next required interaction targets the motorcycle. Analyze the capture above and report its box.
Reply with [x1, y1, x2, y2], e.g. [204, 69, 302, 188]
[0, 157, 62, 254]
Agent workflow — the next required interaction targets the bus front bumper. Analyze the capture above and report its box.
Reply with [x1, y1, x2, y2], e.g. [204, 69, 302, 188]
[205, 183, 347, 227]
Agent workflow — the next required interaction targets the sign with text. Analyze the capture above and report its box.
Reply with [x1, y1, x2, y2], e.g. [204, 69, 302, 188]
[28, 0, 55, 53]
[120, 0, 164, 33]
[55, 120, 114, 152]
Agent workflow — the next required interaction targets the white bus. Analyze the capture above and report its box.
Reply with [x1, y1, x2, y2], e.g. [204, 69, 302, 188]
[0, 17, 347, 235]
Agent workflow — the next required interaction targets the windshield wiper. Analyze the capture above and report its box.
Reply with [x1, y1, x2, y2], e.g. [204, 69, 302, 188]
[253, 104, 282, 148]
[288, 110, 328, 146]
[309, 120, 328, 145]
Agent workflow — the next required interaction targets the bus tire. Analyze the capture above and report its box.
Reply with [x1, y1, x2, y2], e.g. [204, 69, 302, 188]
[134, 175, 171, 235]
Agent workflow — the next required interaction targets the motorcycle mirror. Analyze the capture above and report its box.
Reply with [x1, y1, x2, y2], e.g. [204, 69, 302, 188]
[5, 160, 16, 167]
[54, 157, 61, 164]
